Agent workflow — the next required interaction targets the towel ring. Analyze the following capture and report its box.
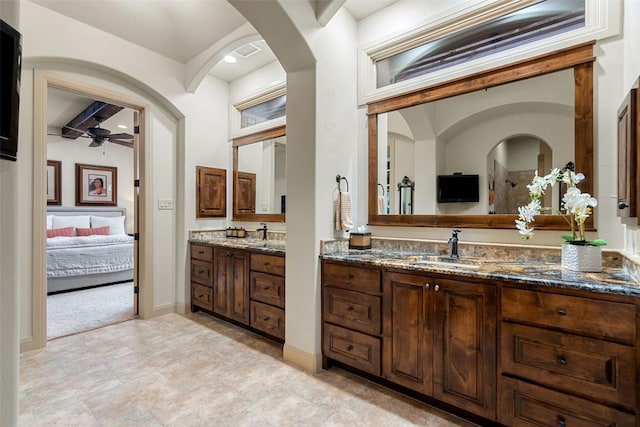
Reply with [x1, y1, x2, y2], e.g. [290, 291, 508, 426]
[378, 183, 385, 196]
[336, 175, 349, 192]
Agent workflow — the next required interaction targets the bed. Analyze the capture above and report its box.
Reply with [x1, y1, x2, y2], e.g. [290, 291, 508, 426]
[46, 207, 134, 294]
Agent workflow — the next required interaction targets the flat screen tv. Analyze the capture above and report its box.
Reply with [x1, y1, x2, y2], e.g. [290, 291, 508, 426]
[0, 19, 22, 162]
[437, 173, 480, 203]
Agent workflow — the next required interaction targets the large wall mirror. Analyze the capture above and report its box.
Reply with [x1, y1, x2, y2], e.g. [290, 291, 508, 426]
[368, 43, 595, 230]
[232, 125, 286, 222]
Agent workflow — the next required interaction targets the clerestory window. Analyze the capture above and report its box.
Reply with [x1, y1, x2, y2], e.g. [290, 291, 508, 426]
[240, 94, 286, 128]
[376, 0, 585, 88]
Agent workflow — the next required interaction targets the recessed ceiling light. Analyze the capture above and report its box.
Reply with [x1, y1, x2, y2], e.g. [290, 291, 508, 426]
[223, 55, 237, 64]
[117, 124, 128, 129]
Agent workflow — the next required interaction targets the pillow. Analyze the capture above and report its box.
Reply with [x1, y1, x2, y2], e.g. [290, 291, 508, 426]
[51, 215, 91, 232]
[90, 215, 126, 235]
[46, 215, 53, 230]
[46, 227, 74, 238]
[76, 226, 110, 236]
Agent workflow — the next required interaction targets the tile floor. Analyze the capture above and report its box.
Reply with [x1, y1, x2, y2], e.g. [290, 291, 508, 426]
[20, 312, 477, 426]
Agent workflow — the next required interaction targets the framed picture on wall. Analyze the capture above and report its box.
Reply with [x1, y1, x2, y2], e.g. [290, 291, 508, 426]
[75, 163, 117, 206]
[46, 160, 61, 205]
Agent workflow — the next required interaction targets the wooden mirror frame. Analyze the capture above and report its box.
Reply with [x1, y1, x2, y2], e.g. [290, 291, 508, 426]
[368, 42, 595, 230]
[232, 125, 286, 222]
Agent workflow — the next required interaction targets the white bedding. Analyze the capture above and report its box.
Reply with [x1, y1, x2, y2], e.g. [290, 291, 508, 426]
[47, 234, 134, 278]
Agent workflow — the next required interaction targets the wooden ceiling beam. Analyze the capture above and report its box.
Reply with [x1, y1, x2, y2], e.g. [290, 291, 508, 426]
[61, 101, 124, 139]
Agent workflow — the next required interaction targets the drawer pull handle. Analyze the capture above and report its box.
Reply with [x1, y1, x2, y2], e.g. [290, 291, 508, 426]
[557, 356, 567, 366]
[556, 416, 566, 427]
[263, 286, 271, 291]
[346, 274, 354, 280]
[198, 250, 204, 254]
[605, 359, 613, 383]
[197, 269, 205, 274]
[346, 345, 353, 352]
[425, 283, 430, 289]
[263, 317, 270, 321]
[264, 262, 270, 266]
[434, 284, 440, 292]
[347, 306, 354, 311]
[557, 308, 567, 316]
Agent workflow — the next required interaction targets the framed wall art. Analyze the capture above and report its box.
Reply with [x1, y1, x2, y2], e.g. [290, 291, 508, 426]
[46, 160, 61, 205]
[75, 163, 117, 206]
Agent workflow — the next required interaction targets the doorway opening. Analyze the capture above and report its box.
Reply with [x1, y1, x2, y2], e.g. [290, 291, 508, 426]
[32, 71, 150, 349]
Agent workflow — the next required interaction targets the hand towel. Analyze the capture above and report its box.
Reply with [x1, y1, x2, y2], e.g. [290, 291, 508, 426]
[335, 192, 354, 231]
[377, 195, 385, 215]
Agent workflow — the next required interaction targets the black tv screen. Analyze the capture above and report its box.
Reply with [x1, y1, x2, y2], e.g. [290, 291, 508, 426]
[0, 19, 22, 162]
[437, 174, 480, 203]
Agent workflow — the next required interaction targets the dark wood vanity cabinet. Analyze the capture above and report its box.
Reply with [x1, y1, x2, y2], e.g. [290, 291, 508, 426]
[213, 247, 250, 325]
[382, 272, 496, 419]
[191, 243, 286, 341]
[249, 253, 286, 341]
[190, 244, 214, 312]
[499, 286, 638, 426]
[322, 261, 382, 375]
[321, 261, 496, 420]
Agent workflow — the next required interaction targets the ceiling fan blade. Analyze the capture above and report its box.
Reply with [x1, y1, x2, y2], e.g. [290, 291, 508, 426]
[107, 133, 133, 140]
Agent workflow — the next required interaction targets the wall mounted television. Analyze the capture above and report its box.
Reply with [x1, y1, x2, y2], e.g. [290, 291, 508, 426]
[437, 173, 480, 203]
[0, 19, 22, 162]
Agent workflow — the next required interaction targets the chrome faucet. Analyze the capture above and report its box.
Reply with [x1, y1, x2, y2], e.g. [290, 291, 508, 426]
[257, 223, 268, 240]
[448, 229, 461, 259]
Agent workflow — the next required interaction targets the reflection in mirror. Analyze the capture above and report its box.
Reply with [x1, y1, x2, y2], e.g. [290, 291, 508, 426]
[233, 125, 286, 222]
[487, 137, 554, 214]
[377, 69, 574, 216]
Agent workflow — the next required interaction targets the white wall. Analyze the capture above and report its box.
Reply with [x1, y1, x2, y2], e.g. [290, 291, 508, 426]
[1, 1, 21, 424]
[47, 137, 135, 233]
[622, 0, 640, 257]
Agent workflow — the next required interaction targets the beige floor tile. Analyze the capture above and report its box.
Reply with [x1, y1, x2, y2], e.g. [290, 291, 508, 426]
[20, 312, 475, 427]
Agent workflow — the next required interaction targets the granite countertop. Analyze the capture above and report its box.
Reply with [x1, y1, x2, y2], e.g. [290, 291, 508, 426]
[190, 237, 286, 256]
[320, 249, 640, 297]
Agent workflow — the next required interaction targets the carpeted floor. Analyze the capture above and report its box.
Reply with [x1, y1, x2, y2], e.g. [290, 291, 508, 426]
[47, 282, 136, 340]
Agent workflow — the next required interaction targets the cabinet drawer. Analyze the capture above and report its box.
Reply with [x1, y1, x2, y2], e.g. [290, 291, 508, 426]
[322, 262, 381, 294]
[191, 283, 213, 311]
[501, 288, 636, 343]
[191, 244, 212, 261]
[323, 323, 381, 376]
[323, 287, 381, 335]
[250, 253, 285, 276]
[501, 323, 636, 409]
[250, 301, 285, 340]
[499, 377, 636, 427]
[250, 272, 285, 308]
[191, 259, 213, 286]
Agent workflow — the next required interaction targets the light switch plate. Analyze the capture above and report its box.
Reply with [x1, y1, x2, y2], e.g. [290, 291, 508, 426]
[158, 199, 173, 210]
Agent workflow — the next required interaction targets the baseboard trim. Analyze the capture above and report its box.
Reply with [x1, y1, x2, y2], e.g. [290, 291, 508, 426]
[150, 303, 176, 318]
[283, 344, 322, 373]
[174, 302, 188, 315]
[20, 337, 34, 353]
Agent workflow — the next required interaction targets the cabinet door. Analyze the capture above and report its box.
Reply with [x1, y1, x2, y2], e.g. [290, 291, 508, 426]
[229, 251, 249, 325]
[213, 249, 230, 317]
[617, 88, 637, 219]
[382, 272, 433, 394]
[196, 166, 226, 218]
[433, 278, 496, 419]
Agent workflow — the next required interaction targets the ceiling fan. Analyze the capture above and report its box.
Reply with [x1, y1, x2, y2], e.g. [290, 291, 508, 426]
[49, 116, 133, 147]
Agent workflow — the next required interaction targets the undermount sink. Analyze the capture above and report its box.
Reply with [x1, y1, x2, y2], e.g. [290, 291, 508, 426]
[404, 255, 483, 269]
